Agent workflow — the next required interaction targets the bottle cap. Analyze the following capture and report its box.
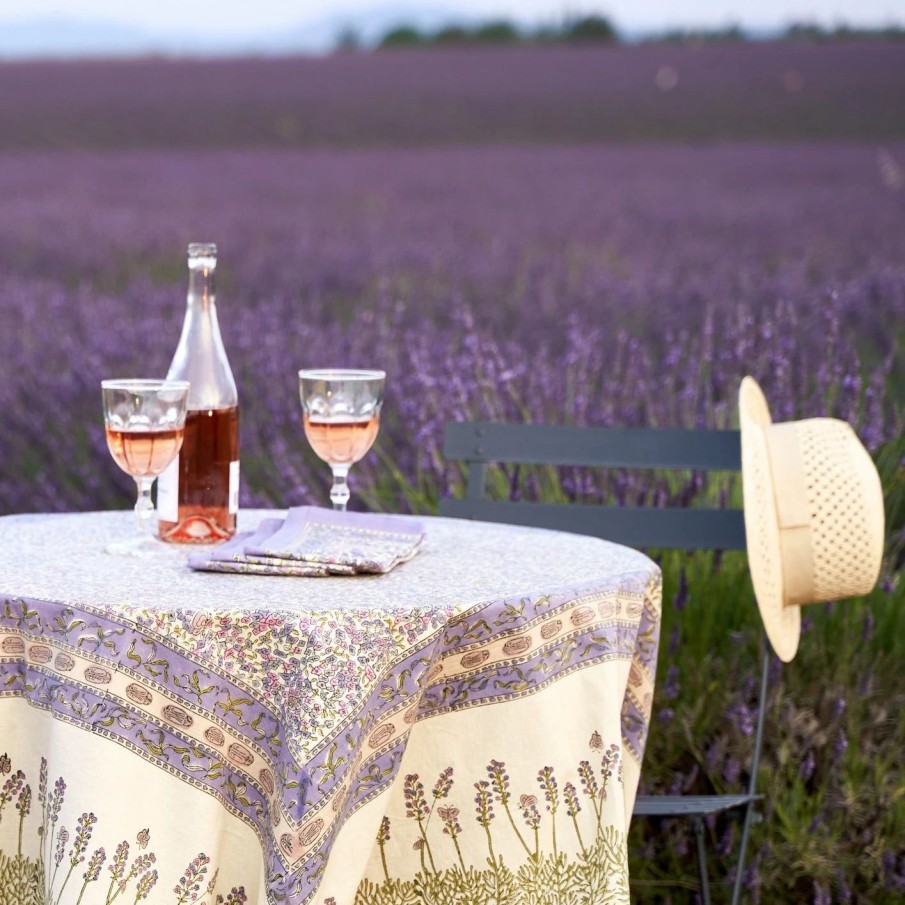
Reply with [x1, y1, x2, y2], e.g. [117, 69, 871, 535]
[187, 243, 217, 270]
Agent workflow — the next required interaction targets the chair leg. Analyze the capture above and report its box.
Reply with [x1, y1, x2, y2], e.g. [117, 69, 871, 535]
[730, 802, 756, 905]
[693, 817, 712, 905]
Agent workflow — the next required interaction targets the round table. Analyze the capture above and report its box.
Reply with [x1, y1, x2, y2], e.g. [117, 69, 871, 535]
[0, 510, 661, 905]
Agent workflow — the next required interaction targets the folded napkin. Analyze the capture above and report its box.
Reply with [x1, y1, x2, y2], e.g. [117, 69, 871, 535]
[187, 508, 423, 576]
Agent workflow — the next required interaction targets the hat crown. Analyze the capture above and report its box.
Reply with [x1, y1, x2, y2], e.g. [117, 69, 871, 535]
[786, 417, 884, 602]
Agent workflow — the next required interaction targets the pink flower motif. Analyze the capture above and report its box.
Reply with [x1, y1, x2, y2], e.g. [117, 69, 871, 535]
[189, 613, 212, 634]
[136, 828, 150, 849]
[589, 731, 603, 752]
[519, 794, 537, 809]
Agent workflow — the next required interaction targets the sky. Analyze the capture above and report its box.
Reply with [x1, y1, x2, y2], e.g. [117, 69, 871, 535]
[1, 0, 902, 35]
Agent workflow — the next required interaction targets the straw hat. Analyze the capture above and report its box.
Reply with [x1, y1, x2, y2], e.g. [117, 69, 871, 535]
[739, 377, 885, 662]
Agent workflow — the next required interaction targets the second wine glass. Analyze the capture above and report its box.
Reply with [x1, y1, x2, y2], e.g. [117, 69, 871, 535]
[298, 369, 385, 511]
[102, 379, 190, 555]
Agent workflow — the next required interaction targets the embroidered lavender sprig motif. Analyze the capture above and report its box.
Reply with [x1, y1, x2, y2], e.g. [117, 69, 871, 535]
[49, 826, 68, 900]
[134, 868, 159, 902]
[488, 759, 532, 861]
[53, 811, 97, 905]
[601, 742, 623, 802]
[437, 806, 466, 872]
[563, 782, 587, 856]
[120, 853, 158, 903]
[43, 775, 67, 902]
[0, 769, 25, 820]
[366, 730, 630, 905]
[403, 774, 436, 872]
[15, 783, 31, 857]
[578, 760, 602, 826]
[376, 816, 391, 882]
[106, 839, 131, 903]
[432, 767, 453, 802]
[36, 757, 48, 870]
[174, 852, 210, 904]
[74, 847, 106, 905]
[519, 794, 542, 861]
[537, 766, 560, 859]
[0, 756, 250, 905]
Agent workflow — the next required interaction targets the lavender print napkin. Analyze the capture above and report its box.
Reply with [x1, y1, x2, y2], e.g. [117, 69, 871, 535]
[188, 508, 423, 576]
[187, 518, 334, 576]
[245, 507, 424, 574]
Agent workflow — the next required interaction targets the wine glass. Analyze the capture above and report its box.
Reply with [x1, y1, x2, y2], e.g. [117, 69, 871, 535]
[298, 369, 385, 511]
[102, 379, 190, 555]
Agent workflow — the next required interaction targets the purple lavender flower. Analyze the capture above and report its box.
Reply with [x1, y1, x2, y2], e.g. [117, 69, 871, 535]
[537, 766, 559, 813]
[222, 888, 248, 905]
[15, 784, 31, 818]
[664, 665, 680, 701]
[136, 869, 159, 901]
[432, 767, 453, 800]
[563, 782, 581, 818]
[69, 812, 97, 865]
[799, 750, 816, 783]
[84, 847, 106, 882]
[403, 774, 429, 819]
[0, 770, 25, 813]
[487, 759, 511, 805]
[110, 840, 130, 881]
[473, 780, 495, 826]
[174, 852, 210, 903]
[520, 795, 541, 829]
[38, 758, 47, 806]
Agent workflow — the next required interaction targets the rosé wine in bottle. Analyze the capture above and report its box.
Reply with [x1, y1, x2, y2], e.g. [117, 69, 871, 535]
[158, 243, 240, 543]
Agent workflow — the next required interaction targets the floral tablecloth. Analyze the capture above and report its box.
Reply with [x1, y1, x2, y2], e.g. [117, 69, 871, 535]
[0, 510, 661, 905]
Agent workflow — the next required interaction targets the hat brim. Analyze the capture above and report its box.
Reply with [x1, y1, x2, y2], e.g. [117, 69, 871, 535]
[739, 377, 801, 662]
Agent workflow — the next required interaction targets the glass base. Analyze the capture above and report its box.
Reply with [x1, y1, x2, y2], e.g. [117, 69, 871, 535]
[105, 534, 179, 557]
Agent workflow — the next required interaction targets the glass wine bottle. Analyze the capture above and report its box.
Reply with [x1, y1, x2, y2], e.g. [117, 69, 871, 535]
[157, 243, 239, 543]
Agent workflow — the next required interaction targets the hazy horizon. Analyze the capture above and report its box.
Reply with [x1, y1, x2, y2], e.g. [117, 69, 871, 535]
[1, 0, 903, 59]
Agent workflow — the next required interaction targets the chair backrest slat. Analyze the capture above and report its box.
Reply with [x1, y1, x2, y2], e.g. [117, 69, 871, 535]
[440, 421, 745, 551]
[440, 499, 746, 550]
[443, 421, 741, 471]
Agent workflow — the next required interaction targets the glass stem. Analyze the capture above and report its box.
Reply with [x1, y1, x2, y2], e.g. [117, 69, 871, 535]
[330, 466, 350, 511]
[134, 477, 156, 535]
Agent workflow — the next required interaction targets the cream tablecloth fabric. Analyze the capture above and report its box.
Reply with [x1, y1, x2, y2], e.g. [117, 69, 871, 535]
[0, 510, 661, 905]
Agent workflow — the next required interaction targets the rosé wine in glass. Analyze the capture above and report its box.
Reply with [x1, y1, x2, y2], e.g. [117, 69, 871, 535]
[298, 369, 385, 511]
[105, 426, 184, 478]
[101, 379, 190, 556]
[303, 415, 380, 467]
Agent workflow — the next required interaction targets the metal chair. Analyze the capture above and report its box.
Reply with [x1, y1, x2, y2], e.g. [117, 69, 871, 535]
[439, 420, 768, 905]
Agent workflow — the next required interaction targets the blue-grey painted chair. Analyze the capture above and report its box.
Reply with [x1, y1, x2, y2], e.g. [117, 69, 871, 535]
[439, 421, 768, 905]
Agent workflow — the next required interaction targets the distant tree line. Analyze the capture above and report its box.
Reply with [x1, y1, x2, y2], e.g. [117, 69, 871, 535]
[332, 17, 905, 52]
[332, 16, 617, 51]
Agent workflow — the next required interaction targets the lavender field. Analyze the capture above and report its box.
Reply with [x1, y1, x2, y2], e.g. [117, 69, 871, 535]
[1, 42, 904, 903]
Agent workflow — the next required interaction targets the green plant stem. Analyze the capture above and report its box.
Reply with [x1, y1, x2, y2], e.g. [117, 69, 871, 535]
[502, 800, 534, 861]
[54, 860, 77, 905]
[450, 831, 467, 873]
[379, 838, 389, 883]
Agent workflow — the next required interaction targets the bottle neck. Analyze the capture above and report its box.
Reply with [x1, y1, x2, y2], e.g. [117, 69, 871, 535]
[188, 267, 216, 308]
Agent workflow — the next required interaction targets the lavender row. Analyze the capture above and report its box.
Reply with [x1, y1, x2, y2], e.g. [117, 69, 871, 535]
[1, 43, 904, 150]
[0, 144, 903, 514]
